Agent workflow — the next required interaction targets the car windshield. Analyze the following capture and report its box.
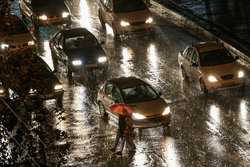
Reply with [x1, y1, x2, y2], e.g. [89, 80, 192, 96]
[200, 49, 235, 67]
[65, 35, 98, 50]
[32, 0, 61, 5]
[2, 20, 29, 35]
[121, 84, 158, 104]
[114, 0, 147, 13]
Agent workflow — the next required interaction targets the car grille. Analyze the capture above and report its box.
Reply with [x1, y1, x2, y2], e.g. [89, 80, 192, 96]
[134, 115, 169, 124]
[220, 74, 234, 80]
[130, 21, 145, 26]
[48, 15, 61, 19]
[9, 43, 28, 49]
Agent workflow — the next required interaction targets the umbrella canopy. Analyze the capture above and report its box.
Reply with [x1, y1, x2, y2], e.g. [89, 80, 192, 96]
[108, 103, 133, 116]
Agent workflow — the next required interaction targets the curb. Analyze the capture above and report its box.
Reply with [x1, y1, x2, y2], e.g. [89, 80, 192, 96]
[151, 0, 250, 70]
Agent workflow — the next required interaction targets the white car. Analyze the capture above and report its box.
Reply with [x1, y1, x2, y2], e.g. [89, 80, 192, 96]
[0, 15, 36, 52]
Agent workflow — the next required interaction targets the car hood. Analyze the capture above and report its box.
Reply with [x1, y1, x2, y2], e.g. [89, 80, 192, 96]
[1, 33, 34, 45]
[200, 62, 242, 77]
[128, 98, 168, 117]
[33, 3, 68, 16]
[65, 45, 105, 62]
[114, 9, 152, 22]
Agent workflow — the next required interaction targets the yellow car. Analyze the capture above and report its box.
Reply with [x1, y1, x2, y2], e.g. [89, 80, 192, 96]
[97, 77, 171, 128]
[178, 42, 245, 94]
[98, 0, 154, 39]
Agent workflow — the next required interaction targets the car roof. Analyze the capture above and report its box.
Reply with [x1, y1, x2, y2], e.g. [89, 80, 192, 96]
[108, 77, 147, 89]
[192, 42, 225, 53]
[61, 28, 92, 38]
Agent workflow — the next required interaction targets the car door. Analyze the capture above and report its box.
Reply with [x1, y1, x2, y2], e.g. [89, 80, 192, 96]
[101, 0, 114, 26]
[52, 32, 68, 64]
[189, 49, 200, 82]
[182, 47, 194, 77]
[102, 83, 114, 109]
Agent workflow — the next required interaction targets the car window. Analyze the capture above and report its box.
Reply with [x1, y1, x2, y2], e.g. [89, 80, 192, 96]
[191, 51, 198, 65]
[200, 49, 235, 67]
[105, 83, 113, 96]
[53, 32, 62, 45]
[104, 0, 112, 10]
[121, 84, 158, 104]
[186, 48, 193, 61]
[114, 0, 147, 13]
[112, 86, 122, 102]
[64, 35, 98, 50]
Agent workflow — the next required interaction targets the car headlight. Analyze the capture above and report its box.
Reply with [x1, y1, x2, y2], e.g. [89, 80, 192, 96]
[54, 84, 63, 90]
[39, 15, 47, 20]
[72, 60, 82, 66]
[29, 89, 37, 94]
[208, 76, 217, 82]
[120, 21, 130, 26]
[238, 71, 244, 78]
[146, 17, 153, 24]
[1, 43, 9, 49]
[132, 113, 146, 120]
[28, 40, 35, 46]
[98, 56, 107, 63]
[0, 89, 4, 94]
[162, 106, 170, 115]
[62, 12, 69, 18]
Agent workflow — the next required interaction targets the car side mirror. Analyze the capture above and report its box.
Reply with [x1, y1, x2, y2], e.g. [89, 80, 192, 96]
[100, 41, 105, 45]
[234, 56, 239, 60]
[158, 92, 162, 96]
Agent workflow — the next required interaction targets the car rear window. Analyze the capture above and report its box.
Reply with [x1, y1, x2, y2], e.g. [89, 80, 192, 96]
[114, 0, 147, 13]
[200, 49, 235, 67]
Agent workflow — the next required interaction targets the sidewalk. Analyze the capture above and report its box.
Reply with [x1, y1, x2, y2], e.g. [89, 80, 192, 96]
[154, 0, 250, 61]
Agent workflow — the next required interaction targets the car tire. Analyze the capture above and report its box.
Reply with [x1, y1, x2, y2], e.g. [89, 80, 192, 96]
[98, 11, 106, 29]
[181, 67, 188, 80]
[98, 102, 108, 117]
[200, 79, 208, 95]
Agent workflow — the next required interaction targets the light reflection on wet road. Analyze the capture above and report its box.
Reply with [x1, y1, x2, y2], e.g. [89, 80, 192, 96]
[16, 0, 250, 166]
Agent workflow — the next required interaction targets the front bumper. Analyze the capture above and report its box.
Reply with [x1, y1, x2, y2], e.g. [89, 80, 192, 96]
[133, 114, 171, 128]
[116, 23, 154, 35]
[70, 63, 107, 72]
[205, 78, 245, 90]
[38, 90, 64, 100]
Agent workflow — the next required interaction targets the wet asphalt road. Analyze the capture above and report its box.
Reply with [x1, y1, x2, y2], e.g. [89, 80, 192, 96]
[14, 0, 250, 166]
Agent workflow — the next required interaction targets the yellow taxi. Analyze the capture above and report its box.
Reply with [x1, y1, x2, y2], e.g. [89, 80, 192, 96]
[178, 42, 245, 94]
[98, 0, 154, 39]
[97, 77, 171, 128]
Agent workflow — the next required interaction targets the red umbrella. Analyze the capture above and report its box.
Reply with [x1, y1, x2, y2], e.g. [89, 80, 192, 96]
[108, 103, 133, 116]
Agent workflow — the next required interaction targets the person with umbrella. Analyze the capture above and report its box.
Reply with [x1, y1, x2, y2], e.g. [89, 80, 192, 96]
[108, 103, 135, 155]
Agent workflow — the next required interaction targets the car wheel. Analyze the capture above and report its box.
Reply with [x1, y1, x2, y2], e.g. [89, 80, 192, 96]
[98, 102, 108, 117]
[98, 11, 106, 29]
[200, 79, 208, 95]
[181, 67, 188, 80]
[112, 23, 120, 40]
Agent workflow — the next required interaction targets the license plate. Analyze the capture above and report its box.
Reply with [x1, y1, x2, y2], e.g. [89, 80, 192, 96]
[86, 64, 97, 68]
[222, 82, 235, 86]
